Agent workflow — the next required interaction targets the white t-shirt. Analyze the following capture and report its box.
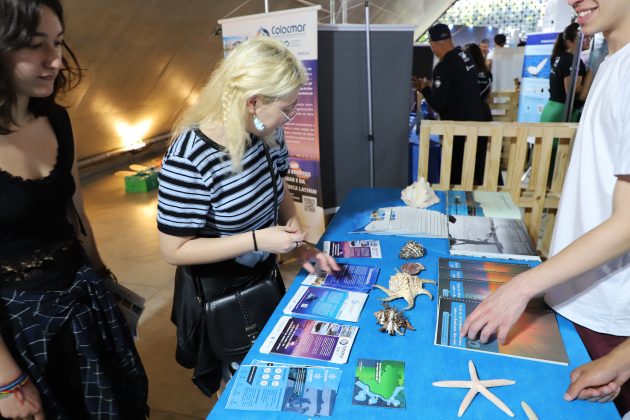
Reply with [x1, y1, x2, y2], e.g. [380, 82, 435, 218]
[545, 41, 630, 335]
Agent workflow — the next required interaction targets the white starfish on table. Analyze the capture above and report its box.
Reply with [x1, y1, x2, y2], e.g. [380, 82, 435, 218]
[432, 360, 516, 417]
[521, 401, 538, 420]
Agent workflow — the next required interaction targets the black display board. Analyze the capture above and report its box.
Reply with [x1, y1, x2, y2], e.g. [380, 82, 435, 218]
[318, 25, 414, 210]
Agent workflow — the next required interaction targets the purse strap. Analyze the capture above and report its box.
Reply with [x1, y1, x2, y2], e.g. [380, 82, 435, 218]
[260, 136, 279, 226]
[234, 137, 280, 340]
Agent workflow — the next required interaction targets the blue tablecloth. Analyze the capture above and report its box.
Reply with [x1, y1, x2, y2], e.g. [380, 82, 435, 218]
[208, 188, 618, 419]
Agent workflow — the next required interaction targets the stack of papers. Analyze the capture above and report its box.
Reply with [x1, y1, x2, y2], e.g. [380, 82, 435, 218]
[434, 258, 568, 365]
[353, 206, 448, 238]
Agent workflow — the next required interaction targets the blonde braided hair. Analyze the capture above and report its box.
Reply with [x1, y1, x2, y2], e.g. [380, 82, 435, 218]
[172, 37, 307, 172]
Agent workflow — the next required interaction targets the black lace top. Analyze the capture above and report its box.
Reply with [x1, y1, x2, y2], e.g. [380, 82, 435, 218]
[0, 104, 80, 289]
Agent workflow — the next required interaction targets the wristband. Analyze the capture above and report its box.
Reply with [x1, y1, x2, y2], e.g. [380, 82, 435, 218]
[252, 230, 258, 252]
[0, 372, 28, 392]
[0, 372, 29, 402]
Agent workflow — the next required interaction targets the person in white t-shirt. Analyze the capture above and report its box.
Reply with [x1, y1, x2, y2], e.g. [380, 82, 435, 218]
[461, 0, 630, 415]
[486, 33, 505, 69]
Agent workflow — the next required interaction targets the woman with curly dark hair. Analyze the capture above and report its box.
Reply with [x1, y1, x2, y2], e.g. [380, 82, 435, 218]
[0, 0, 148, 418]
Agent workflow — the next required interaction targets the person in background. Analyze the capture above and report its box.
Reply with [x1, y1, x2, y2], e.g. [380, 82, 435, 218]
[540, 22, 590, 123]
[486, 33, 506, 69]
[465, 43, 493, 121]
[461, 0, 630, 415]
[479, 38, 491, 60]
[157, 37, 339, 397]
[540, 23, 594, 185]
[412, 23, 489, 185]
[0, 0, 149, 418]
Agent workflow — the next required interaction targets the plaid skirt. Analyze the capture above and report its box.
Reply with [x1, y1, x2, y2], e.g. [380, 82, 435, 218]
[0, 265, 148, 419]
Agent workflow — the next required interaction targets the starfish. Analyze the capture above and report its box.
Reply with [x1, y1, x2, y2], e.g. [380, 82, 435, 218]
[433, 360, 516, 417]
[374, 271, 435, 310]
[521, 401, 538, 420]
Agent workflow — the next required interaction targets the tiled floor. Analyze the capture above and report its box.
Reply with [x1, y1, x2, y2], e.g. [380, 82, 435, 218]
[82, 160, 302, 419]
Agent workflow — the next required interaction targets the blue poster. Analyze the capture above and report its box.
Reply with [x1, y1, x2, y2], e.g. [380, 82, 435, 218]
[517, 32, 559, 122]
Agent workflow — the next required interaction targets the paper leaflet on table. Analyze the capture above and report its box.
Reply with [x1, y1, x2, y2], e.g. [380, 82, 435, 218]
[437, 274, 547, 310]
[323, 240, 382, 258]
[301, 262, 379, 292]
[448, 215, 541, 261]
[353, 359, 406, 409]
[225, 364, 341, 416]
[283, 285, 368, 322]
[260, 316, 358, 364]
[250, 359, 327, 367]
[447, 190, 522, 219]
[351, 206, 448, 238]
[437, 257, 547, 311]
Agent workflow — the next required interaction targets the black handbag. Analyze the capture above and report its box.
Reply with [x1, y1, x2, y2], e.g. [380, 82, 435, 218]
[178, 137, 285, 362]
[181, 257, 285, 362]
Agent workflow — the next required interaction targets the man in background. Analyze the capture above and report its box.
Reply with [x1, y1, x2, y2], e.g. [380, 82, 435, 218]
[480, 38, 491, 60]
[487, 33, 506, 69]
[412, 23, 489, 184]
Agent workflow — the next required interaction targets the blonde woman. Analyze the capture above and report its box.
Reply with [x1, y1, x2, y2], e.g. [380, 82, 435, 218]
[157, 37, 338, 396]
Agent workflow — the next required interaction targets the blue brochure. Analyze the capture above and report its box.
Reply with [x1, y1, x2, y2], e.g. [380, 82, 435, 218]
[226, 364, 341, 416]
[283, 285, 368, 322]
[301, 263, 380, 293]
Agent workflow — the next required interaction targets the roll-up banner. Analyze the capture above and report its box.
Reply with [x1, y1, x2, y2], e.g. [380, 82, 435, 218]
[220, 6, 325, 243]
[517, 32, 559, 122]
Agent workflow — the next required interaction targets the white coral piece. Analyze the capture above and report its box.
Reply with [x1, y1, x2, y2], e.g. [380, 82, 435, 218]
[401, 177, 440, 208]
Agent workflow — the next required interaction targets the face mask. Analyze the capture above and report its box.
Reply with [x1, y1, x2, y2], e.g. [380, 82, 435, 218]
[253, 115, 265, 131]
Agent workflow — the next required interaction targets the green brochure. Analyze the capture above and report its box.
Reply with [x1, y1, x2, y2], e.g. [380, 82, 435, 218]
[353, 359, 406, 409]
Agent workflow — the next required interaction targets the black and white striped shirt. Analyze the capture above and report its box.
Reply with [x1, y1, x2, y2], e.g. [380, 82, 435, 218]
[157, 128, 287, 238]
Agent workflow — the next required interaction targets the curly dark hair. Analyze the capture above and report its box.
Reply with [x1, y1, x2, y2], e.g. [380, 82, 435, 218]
[0, 0, 82, 134]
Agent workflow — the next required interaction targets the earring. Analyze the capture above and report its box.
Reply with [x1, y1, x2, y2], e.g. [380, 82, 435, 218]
[253, 116, 265, 131]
